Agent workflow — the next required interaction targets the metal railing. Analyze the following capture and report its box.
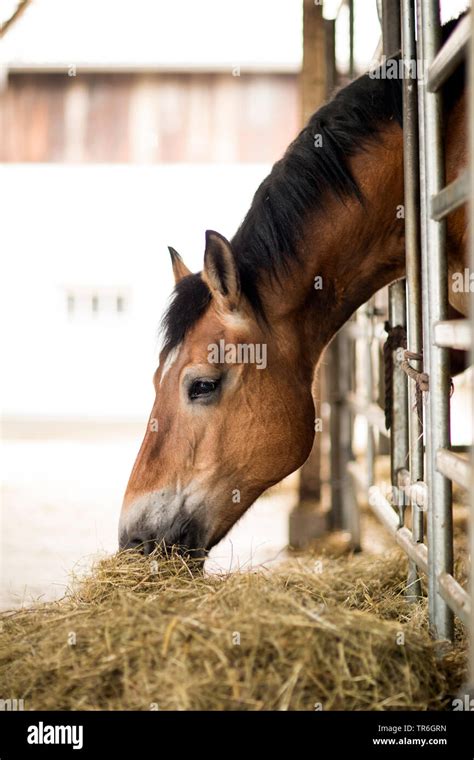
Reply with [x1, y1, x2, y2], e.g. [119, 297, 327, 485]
[327, 0, 473, 677]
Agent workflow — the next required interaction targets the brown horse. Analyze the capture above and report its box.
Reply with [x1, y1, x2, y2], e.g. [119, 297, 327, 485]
[119, 21, 467, 557]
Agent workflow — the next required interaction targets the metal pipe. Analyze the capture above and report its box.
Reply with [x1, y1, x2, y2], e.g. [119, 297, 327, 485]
[381, 0, 409, 529]
[327, 338, 344, 531]
[438, 573, 471, 627]
[427, 12, 471, 93]
[346, 393, 389, 437]
[339, 326, 361, 549]
[381, 0, 401, 57]
[363, 303, 376, 486]
[366, 485, 470, 624]
[368, 485, 428, 574]
[436, 449, 471, 491]
[431, 171, 469, 221]
[388, 282, 409, 524]
[417, 0, 454, 641]
[348, 0, 354, 79]
[401, 0, 424, 600]
[433, 319, 471, 350]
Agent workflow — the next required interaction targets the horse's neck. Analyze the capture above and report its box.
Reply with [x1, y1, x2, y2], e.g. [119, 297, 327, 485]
[264, 122, 406, 371]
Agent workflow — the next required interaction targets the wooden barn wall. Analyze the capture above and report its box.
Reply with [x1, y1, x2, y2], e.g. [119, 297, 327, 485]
[0, 72, 299, 163]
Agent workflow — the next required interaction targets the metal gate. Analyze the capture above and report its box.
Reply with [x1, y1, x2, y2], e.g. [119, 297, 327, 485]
[327, 0, 474, 687]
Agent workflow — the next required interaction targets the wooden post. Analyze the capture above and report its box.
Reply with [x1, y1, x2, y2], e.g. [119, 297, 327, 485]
[301, 1, 328, 125]
[289, 2, 333, 549]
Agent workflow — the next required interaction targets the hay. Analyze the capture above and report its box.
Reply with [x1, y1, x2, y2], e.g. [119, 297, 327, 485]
[0, 549, 467, 711]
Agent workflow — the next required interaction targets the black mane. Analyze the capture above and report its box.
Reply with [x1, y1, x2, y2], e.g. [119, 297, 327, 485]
[162, 16, 464, 351]
[230, 69, 404, 318]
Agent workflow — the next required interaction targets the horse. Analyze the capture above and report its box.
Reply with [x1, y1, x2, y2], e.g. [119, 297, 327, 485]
[119, 17, 467, 558]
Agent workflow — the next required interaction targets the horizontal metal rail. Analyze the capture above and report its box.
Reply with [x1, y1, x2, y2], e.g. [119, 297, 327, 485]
[433, 319, 471, 350]
[346, 322, 387, 342]
[346, 392, 389, 436]
[431, 170, 469, 220]
[427, 12, 470, 93]
[438, 572, 470, 627]
[436, 448, 471, 490]
[368, 485, 470, 623]
[368, 485, 428, 573]
[350, 466, 471, 623]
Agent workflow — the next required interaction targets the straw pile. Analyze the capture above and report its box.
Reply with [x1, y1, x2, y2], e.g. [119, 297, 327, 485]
[0, 549, 467, 710]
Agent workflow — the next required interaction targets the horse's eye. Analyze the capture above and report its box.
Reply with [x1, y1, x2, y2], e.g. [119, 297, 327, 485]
[189, 379, 220, 400]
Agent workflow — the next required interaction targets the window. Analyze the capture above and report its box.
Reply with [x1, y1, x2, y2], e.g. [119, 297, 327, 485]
[64, 288, 129, 319]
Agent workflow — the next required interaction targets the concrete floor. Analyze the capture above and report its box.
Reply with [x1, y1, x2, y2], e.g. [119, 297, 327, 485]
[0, 420, 297, 609]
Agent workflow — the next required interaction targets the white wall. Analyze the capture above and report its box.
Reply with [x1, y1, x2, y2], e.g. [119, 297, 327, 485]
[0, 163, 270, 419]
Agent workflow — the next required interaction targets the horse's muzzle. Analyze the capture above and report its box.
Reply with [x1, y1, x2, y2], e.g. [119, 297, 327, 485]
[119, 511, 209, 560]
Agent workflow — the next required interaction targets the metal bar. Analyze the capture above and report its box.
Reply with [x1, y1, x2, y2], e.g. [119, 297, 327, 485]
[374, 298, 391, 459]
[348, 0, 354, 79]
[339, 326, 361, 549]
[361, 482, 471, 624]
[368, 485, 428, 574]
[388, 281, 409, 524]
[427, 12, 470, 93]
[381, 0, 401, 57]
[327, 338, 344, 530]
[417, 0, 454, 641]
[382, 0, 409, 525]
[324, 18, 337, 96]
[431, 171, 469, 221]
[436, 449, 470, 490]
[364, 303, 376, 485]
[346, 322, 388, 343]
[401, 0, 424, 599]
[438, 573, 471, 627]
[434, 318, 471, 350]
[346, 392, 389, 437]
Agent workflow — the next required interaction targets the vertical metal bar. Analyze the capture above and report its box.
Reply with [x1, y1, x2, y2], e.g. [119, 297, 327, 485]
[401, 0, 423, 599]
[348, 0, 355, 79]
[327, 339, 344, 530]
[417, 0, 453, 641]
[382, 0, 410, 529]
[324, 18, 337, 95]
[340, 326, 361, 549]
[363, 303, 376, 487]
[376, 291, 391, 457]
[382, 0, 401, 57]
[388, 283, 409, 518]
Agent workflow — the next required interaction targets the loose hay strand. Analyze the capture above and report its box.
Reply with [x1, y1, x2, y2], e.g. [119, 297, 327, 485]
[0, 549, 467, 711]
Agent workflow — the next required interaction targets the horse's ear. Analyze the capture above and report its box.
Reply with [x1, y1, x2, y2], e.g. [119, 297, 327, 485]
[168, 246, 191, 284]
[203, 230, 240, 310]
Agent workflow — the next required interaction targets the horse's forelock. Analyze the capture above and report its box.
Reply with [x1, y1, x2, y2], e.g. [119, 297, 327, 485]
[161, 273, 212, 351]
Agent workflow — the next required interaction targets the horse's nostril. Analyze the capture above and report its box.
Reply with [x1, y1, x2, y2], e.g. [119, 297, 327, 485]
[120, 536, 154, 554]
[120, 537, 142, 552]
[118, 514, 208, 558]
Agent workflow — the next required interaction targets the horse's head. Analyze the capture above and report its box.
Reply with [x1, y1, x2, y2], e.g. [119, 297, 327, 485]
[119, 231, 315, 557]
